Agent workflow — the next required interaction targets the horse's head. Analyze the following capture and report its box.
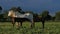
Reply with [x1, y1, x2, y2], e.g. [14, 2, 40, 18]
[8, 10, 15, 17]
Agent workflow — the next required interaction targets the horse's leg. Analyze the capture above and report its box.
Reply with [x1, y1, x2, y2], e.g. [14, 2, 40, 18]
[42, 21, 45, 29]
[12, 17, 15, 27]
[20, 21, 22, 27]
[17, 21, 22, 28]
[17, 22, 20, 28]
[31, 19, 35, 28]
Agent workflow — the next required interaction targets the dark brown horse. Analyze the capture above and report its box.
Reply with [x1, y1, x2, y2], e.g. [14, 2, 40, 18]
[41, 16, 45, 29]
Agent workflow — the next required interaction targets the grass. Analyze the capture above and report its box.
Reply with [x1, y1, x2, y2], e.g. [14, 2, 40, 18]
[0, 22, 60, 34]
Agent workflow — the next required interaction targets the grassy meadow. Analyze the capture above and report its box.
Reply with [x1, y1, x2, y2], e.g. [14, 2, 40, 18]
[0, 22, 60, 34]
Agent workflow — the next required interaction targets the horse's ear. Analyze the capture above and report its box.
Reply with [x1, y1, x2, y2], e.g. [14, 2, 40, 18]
[17, 7, 22, 11]
[0, 6, 2, 10]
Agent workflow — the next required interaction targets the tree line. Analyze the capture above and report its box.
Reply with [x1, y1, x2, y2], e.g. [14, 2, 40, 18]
[0, 6, 60, 22]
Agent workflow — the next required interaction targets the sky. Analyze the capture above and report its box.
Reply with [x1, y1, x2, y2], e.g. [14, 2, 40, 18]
[0, 0, 60, 16]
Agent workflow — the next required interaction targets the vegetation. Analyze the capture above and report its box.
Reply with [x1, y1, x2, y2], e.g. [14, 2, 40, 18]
[0, 22, 60, 34]
[55, 11, 60, 21]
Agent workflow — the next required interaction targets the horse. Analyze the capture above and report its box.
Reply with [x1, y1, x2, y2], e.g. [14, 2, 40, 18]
[8, 10, 35, 28]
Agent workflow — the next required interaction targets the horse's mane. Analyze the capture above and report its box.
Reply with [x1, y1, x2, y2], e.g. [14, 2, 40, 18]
[9, 8, 33, 15]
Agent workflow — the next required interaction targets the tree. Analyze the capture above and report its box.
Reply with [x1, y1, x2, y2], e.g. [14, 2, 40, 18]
[0, 6, 2, 14]
[17, 7, 22, 11]
[0, 14, 4, 18]
[55, 11, 60, 21]
[10, 7, 17, 11]
[41, 10, 49, 17]
[0, 14, 4, 21]
[52, 16, 56, 21]
[0, 6, 2, 10]
[25, 11, 34, 14]
[3, 11, 8, 18]
[16, 7, 23, 13]
[45, 15, 52, 21]
[40, 10, 52, 21]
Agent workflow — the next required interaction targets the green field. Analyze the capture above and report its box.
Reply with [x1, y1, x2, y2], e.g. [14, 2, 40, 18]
[0, 22, 60, 34]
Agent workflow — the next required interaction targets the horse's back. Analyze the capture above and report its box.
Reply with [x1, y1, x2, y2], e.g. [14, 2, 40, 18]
[15, 12, 33, 18]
